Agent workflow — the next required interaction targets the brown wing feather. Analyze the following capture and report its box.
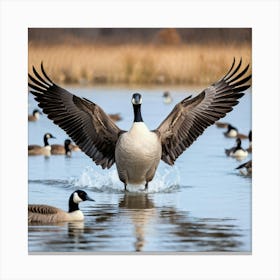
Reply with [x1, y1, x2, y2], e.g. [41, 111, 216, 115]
[156, 58, 251, 165]
[28, 63, 124, 169]
[28, 145, 41, 150]
[28, 204, 59, 215]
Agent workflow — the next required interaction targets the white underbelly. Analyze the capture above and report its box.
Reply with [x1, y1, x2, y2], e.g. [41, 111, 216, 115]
[115, 123, 161, 184]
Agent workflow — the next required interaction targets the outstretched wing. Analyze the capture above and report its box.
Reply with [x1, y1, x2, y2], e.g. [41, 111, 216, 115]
[155, 58, 251, 165]
[28, 63, 124, 168]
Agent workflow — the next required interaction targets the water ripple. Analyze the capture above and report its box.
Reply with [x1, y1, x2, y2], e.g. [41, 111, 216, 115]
[69, 165, 181, 193]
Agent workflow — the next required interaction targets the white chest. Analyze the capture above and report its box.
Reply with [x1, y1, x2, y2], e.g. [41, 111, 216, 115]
[163, 96, 172, 104]
[120, 123, 160, 154]
[232, 149, 248, 158]
[68, 210, 84, 221]
[227, 129, 238, 137]
[34, 112, 40, 120]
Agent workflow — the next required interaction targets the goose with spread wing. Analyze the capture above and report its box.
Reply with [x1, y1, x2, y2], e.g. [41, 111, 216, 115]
[28, 58, 251, 190]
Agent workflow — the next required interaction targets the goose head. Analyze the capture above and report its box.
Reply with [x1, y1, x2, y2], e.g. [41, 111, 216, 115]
[132, 93, 142, 105]
[131, 93, 143, 122]
[68, 190, 95, 212]
[227, 124, 238, 133]
[43, 133, 56, 146]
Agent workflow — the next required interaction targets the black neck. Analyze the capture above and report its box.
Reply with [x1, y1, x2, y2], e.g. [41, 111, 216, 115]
[64, 143, 71, 154]
[236, 139, 242, 149]
[43, 136, 49, 146]
[68, 194, 79, 213]
[133, 104, 143, 122]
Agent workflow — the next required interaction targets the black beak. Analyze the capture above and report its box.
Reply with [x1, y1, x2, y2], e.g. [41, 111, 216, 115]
[85, 194, 95, 202]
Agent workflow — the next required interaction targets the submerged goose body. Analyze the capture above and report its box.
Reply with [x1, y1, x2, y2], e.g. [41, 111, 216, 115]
[215, 121, 229, 128]
[163, 91, 173, 104]
[28, 109, 42, 121]
[224, 124, 248, 139]
[28, 133, 55, 156]
[69, 143, 81, 152]
[225, 138, 248, 160]
[223, 124, 238, 138]
[28, 58, 251, 190]
[28, 190, 94, 223]
[109, 113, 122, 122]
[51, 139, 72, 156]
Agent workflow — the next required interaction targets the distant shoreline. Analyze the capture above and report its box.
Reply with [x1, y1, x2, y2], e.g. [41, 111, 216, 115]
[28, 43, 251, 86]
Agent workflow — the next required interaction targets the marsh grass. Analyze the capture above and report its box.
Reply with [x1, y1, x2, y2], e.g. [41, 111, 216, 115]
[28, 43, 251, 85]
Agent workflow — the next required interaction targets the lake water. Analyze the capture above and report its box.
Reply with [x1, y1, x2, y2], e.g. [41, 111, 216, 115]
[28, 86, 252, 253]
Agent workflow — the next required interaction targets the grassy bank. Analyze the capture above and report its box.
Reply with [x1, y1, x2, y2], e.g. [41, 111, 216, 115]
[28, 43, 251, 86]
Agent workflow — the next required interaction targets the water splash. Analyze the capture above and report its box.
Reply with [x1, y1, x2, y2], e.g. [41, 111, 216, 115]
[70, 165, 181, 193]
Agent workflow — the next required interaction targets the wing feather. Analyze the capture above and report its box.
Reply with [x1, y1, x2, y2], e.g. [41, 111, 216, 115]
[28, 63, 124, 169]
[28, 204, 59, 215]
[156, 58, 251, 165]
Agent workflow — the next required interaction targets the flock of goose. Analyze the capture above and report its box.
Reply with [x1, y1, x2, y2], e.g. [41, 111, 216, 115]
[215, 121, 252, 176]
[28, 58, 252, 224]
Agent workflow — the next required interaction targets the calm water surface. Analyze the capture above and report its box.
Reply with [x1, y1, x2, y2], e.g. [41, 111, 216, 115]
[28, 86, 252, 253]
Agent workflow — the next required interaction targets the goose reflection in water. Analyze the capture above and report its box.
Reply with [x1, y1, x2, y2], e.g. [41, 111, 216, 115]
[119, 193, 156, 252]
[118, 194, 243, 252]
[67, 221, 85, 238]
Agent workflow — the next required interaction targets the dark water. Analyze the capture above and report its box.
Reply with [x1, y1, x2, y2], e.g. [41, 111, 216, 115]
[28, 86, 252, 253]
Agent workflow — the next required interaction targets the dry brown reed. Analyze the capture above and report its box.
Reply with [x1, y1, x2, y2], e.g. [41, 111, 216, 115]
[28, 43, 251, 86]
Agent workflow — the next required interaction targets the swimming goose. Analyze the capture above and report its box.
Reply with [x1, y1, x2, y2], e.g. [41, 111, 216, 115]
[225, 138, 248, 160]
[28, 133, 56, 156]
[28, 58, 251, 190]
[163, 91, 173, 104]
[28, 109, 42, 121]
[215, 121, 229, 128]
[51, 139, 72, 156]
[109, 113, 122, 122]
[28, 190, 94, 223]
[223, 124, 238, 138]
[223, 124, 248, 139]
[236, 159, 252, 176]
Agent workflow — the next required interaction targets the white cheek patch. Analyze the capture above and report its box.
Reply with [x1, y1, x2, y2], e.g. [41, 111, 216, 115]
[132, 97, 142, 105]
[35, 112, 40, 119]
[73, 192, 83, 203]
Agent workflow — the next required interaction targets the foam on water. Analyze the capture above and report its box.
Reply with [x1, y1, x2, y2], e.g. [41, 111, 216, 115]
[70, 165, 181, 193]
